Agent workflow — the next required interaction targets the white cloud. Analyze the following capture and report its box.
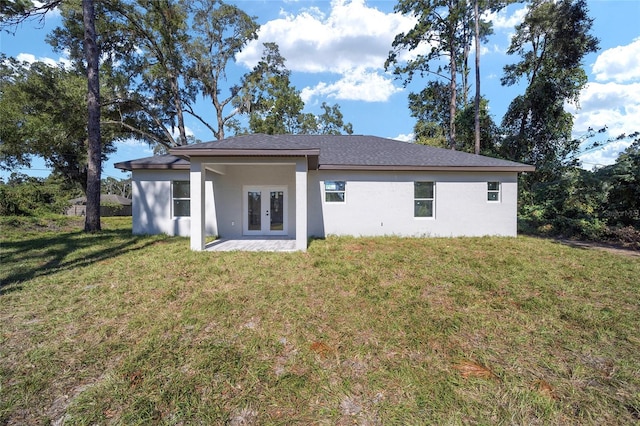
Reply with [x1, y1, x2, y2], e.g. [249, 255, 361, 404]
[392, 132, 414, 142]
[570, 82, 640, 168]
[592, 37, 640, 83]
[235, 0, 421, 103]
[483, 6, 528, 31]
[117, 138, 154, 155]
[237, 0, 416, 74]
[16, 52, 72, 69]
[32, 1, 61, 18]
[301, 67, 402, 103]
[569, 82, 640, 134]
[481, 6, 528, 55]
[570, 38, 640, 168]
[578, 139, 633, 169]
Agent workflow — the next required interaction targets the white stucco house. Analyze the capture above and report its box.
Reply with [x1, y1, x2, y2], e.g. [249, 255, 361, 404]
[115, 134, 534, 251]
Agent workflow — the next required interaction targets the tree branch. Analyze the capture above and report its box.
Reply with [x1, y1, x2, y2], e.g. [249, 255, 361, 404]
[0, 0, 62, 32]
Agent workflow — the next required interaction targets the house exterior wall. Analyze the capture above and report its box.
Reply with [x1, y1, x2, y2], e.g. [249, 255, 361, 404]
[131, 163, 297, 238]
[132, 167, 520, 240]
[307, 170, 519, 238]
[131, 169, 216, 236]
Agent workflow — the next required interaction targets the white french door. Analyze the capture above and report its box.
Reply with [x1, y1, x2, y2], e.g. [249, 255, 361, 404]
[243, 186, 288, 236]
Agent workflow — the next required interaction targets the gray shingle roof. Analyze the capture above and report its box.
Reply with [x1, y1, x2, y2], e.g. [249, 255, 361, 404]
[114, 154, 189, 171]
[115, 134, 534, 171]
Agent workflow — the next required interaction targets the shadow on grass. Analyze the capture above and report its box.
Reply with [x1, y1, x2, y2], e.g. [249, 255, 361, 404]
[553, 238, 640, 258]
[0, 227, 171, 295]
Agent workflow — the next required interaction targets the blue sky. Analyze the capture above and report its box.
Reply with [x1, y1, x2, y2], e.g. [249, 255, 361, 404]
[1, 0, 639, 181]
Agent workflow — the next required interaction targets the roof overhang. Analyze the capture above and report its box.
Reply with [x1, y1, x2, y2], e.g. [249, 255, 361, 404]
[168, 148, 321, 170]
[113, 161, 190, 171]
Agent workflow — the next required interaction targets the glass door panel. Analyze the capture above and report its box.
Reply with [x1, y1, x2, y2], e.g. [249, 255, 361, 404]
[244, 186, 287, 236]
[270, 191, 284, 231]
[247, 191, 261, 231]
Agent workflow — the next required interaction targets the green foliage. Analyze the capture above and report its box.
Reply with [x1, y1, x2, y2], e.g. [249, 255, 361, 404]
[316, 102, 354, 135]
[500, 0, 599, 184]
[596, 140, 640, 227]
[102, 176, 132, 198]
[46, 1, 351, 146]
[0, 173, 79, 216]
[409, 81, 451, 147]
[243, 43, 353, 136]
[519, 168, 606, 239]
[455, 98, 500, 156]
[519, 140, 640, 246]
[0, 58, 122, 192]
[388, 0, 495, 148]
[186, 0, 259, 140]
[0, 0, 36, 17]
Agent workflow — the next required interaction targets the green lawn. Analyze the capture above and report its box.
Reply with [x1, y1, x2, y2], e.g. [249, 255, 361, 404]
[1, 216, 639, 425]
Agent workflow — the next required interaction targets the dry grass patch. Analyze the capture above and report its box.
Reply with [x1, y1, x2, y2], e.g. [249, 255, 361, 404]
[1, 217, 639, 424]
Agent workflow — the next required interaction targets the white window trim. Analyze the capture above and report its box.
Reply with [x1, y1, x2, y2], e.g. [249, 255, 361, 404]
[172, 180, 191, 217]
[414, 181, 435, 219]
[324, 180, 346, 203]
[487, 181, 501, 203]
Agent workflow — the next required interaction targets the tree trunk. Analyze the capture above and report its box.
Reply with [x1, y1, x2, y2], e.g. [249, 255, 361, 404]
[474, 0, 481, 155]
[83, 0, 101, 232]
[449, 40, 457, 150]
[447, 0, 457, 150]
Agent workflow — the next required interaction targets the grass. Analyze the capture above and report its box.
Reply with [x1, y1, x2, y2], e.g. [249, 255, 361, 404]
[1, 216, 639, 425]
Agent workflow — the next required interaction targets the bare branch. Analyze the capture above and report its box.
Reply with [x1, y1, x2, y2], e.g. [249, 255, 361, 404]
[102, 120, 173, 151]
[0, 1, 62, 33]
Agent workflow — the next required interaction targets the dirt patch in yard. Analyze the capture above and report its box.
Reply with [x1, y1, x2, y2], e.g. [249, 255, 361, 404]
[556, 239, 640, 258]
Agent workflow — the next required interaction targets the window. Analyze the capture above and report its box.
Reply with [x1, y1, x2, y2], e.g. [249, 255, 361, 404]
[173, 181, 190, 217]
[414, 181, 434, 218]
[325, 181, 346, 203]
[487, 182, 500, 202]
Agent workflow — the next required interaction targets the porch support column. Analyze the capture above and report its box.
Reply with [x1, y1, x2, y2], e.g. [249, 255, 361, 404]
[295, 158, 308, 251]
[190, 159, 206, 251]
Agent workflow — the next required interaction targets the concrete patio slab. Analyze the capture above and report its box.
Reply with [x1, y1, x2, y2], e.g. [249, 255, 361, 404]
[205, 237, 297, 252]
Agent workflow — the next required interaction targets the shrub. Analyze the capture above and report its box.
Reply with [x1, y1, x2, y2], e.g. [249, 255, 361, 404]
[604, 226, 640, 249]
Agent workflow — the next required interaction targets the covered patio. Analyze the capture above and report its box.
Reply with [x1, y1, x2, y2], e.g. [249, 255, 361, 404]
[169, 139, 319, 252]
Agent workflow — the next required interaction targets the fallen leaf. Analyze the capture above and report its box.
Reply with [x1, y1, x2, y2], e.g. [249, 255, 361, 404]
[103, 409, 117, 419]
[453, 360, 498, 380]
[310, 341, 333, 358]
[127, 370, 143, 387]
[534, 379, 559, 400]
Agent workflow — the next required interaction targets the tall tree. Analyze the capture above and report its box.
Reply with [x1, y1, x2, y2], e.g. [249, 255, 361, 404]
[1, 0, 104, 231]
[242, 43, 306, 134]
[473, 0, 481, 155]
[456, 97, 499, 155]
[48, 0, 191, 149]
[186, 0, 259, 140]
[387, 0, 464, 149]
[110, 0, 193, 148]
[387, 0, 493, 150]
[242, 43, 353, 136]
[0, 58, 129, 195]
[316, 102, 354, 135]
[82, 0, 102, 231]
[500, 0, 598, 182]
[50, 0, 263, 147]
[409, 81, 452, 147]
